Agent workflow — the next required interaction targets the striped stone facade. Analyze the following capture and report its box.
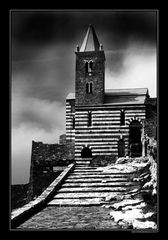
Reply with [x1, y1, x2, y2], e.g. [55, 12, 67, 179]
[66, 102, 146, 158]
[66, 98, 75, 143]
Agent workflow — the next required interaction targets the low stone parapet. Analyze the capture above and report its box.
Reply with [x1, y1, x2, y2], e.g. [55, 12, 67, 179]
[11, 163, 75, 229]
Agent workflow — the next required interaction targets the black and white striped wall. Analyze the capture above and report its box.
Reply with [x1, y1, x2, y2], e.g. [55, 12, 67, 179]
[66, 101, 146, 158]
[66, 99, 75, 142]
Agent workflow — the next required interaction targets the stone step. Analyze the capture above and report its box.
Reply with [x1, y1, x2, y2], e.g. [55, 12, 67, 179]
[61, 182, 134, 188]
[73, 169, 103, 172]
[64, 178, 129, 183]
[72, 171, 134, 174]
[75, 166, 98, 169]
[57, 187, 127, 193]
[71, 171, 133, 176]
[53, 192, 123, 199]
[76, 162, 90, 165]
[48, 198, 102, 206]
[68, 174, 130, 179]
[75, 158, 92, 160]
[70, 172, 132, 176]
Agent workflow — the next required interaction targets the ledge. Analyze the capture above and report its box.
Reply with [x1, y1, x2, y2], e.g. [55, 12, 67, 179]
[11, 163, 75, 229]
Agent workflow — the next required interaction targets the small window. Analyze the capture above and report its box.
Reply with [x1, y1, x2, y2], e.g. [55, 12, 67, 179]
[120, 110, 125, 126]
[85, 62, 89, 73]
[86, 83, 89, 93]
[88, 111, 92, 126]
[85, 61, 93, 74]
[88, 61, 93, 73]
[72, 116, 75, 129]
[89, 82, 92, 93]
[86, 82, 93, 94]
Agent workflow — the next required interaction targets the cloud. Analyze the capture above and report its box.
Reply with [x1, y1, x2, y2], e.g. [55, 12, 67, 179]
[12, 95, 65, 130]
[105, 45, 157, 97]
[12, 11, 156, 47]
[12, 44, 75, 103]
[12, 94, 66, 184]
[12, 123, 65, 184]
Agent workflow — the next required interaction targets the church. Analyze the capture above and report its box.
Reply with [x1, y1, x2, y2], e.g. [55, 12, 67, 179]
[66, 25, 156, 163]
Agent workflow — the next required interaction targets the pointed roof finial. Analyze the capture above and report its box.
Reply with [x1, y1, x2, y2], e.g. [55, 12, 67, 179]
[80, 24, 100, 52]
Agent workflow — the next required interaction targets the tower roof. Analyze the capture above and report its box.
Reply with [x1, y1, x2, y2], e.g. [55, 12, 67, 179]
[80, 24, 100, 52]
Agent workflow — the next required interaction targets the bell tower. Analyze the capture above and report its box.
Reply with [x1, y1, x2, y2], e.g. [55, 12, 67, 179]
[75, 24, 105, 106]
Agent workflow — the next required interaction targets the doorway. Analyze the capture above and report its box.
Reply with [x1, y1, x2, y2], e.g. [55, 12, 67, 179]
[118, 139, 125, 157]
[81, 147, 92, 158]
[129, 120, 142, 157]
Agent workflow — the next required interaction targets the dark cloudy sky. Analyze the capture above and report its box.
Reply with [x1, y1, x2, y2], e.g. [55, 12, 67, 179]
[11, 10, 157, 184]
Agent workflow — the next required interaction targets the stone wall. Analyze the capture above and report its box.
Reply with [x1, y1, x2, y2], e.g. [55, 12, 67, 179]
[27, 140, 75, 200]
[145, 98, 157, 139]
[31, 140, 75, 164]
[59, 134, 66, 145]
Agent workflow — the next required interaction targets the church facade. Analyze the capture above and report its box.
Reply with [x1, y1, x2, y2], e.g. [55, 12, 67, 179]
[66, 25, 156, 161]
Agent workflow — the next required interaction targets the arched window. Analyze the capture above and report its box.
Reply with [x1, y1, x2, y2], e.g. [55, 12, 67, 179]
[85, 60, 93, 74]
[88, 111, 92, 126]
[120, 110, 125, 126]
[72, 116, 75, 129]
[88, 61, 93, 73]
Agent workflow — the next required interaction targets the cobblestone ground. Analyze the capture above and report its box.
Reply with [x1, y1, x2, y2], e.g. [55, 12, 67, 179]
[18, 206, 119, 230]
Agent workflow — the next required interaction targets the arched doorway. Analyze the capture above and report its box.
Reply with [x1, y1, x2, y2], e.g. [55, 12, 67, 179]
[118, 139, 125, 157]
[81, 147, 92, 158]
[129, 120, 142, 157]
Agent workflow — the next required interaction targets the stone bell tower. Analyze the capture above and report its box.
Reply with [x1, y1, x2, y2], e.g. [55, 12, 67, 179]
[75, 24, 105, 106]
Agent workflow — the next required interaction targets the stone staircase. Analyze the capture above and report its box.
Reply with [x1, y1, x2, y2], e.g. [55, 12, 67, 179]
[75, 157, 92, 165]
[48, 159, 138, 206]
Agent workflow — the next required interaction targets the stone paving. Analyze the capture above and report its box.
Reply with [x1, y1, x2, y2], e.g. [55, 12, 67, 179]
[18, 206, 119, 230]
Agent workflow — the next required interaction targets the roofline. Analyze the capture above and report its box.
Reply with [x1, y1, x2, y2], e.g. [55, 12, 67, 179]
[75, 104, 146, 110]
[105, 87, 148, 91]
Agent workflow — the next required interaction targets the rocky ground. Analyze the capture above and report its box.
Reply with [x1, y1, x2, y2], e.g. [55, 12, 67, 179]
[100, 156, 157, 229]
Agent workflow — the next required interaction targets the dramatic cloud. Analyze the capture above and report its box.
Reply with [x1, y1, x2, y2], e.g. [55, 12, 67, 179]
[12, 43, 75, 103]
[105, 45, 157, 97]
[12, 11, 156, 47]
[12, 94, 66, 184]
[12, 123, 65, 184]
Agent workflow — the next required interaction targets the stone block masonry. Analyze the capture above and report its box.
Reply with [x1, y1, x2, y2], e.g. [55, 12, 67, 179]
[75, 51, 105, 106]
[27, 140, 75, 200]
[145, 98, 157, 139]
